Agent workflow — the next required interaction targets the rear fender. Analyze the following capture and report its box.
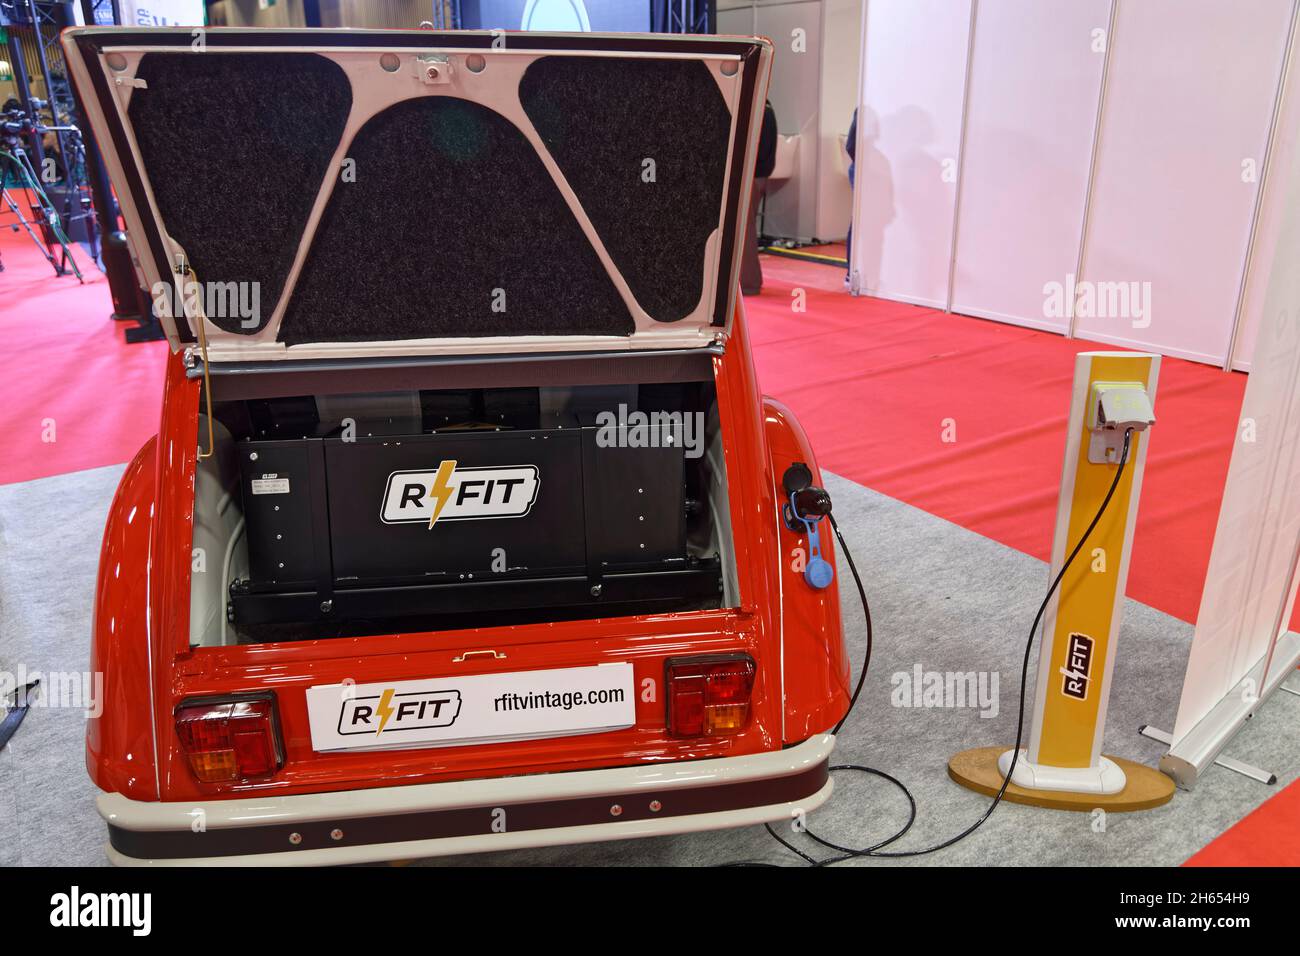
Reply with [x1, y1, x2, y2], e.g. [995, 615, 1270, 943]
[763, 398, 851, 741]
[88, 437, 160, 800]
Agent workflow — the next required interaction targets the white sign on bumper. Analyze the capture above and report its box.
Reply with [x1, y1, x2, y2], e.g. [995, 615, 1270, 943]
[306, 663, 635, 752]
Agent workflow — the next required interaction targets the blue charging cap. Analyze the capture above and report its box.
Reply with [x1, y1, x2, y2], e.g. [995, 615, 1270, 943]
[806, 555, 835, 590]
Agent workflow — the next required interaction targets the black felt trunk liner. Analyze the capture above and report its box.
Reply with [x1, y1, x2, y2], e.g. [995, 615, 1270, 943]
[279, 97, 634, 343]
[128, 52, 352, 335]
[520, 56, 731, 323]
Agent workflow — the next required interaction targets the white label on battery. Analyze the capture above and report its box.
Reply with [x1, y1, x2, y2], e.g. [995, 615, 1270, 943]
[251, 477, 291, 495]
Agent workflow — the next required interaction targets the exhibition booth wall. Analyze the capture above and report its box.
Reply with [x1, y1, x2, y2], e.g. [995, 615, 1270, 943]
[852, 0, 1299, 371]
[1166, 67, 1300, 784]
[718, 0, 860, 244]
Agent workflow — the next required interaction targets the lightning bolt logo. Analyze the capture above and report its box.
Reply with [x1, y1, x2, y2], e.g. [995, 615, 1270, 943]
[427, 459, 458, 529]
[374, 688, 396, 736]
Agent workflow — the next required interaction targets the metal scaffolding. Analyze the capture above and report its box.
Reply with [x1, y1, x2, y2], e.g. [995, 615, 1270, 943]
[653, 0, 715, 35]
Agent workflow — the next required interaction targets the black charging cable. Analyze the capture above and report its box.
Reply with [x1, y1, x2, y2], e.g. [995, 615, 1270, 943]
[756, 427, 1135, 866]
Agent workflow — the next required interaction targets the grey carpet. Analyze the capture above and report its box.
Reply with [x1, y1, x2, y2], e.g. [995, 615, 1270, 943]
[0, 463, 126, 867]
[1, 465, 1296, 867]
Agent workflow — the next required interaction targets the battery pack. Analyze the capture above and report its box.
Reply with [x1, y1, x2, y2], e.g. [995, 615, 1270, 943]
[231, 422, 711, 627]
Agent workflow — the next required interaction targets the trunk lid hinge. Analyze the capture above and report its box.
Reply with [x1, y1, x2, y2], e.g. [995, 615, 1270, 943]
[176, 254, 215, 461]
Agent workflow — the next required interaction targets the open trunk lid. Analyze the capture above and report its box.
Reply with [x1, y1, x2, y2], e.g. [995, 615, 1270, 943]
[61, 27, 773, 363]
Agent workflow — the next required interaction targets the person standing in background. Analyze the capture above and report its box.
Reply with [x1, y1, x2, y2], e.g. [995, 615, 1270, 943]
[845, 107, 856, 289]
[741, 99, 778, 296]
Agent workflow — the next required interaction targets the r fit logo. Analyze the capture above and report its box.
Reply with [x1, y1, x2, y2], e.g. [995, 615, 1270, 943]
[338, 688, 463, 736]
[380, 461, 540, 527]
[1060, 632, 1095, 701]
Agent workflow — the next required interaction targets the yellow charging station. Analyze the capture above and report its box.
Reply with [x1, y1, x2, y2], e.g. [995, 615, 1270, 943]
[949, 352, 1175, 812]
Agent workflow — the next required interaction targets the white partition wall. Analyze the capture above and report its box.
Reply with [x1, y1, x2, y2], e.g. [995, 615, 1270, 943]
[720, 0, 861, 242]
[1230, 7, 1300, 372]
[854, 0, 973, 307]
[717, 6, 754, 38]
[851, 0, 1300, 368]
[1160, 54, 1300, 786]
[1075, 0, 1294, 365]
[816, 0, 862, 241]
[755, 1, 826, 241]
[949, 0, 1109, 333]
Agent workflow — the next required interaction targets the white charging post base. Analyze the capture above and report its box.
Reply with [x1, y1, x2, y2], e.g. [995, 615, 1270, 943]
[997, 749, 1127, 795]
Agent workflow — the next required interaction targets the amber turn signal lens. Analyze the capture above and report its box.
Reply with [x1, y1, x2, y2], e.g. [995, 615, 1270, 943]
[175, 696, 282, 783]
[665, 654, 756, 738]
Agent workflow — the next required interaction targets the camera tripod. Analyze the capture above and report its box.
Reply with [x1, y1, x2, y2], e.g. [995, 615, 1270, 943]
[0, 137, 84, 282]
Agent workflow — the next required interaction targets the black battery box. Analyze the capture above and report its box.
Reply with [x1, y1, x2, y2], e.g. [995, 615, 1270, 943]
[230, 422, 717, 627]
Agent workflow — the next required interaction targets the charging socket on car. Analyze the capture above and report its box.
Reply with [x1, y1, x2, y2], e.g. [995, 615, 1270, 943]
[1086, 381, 1155, 464]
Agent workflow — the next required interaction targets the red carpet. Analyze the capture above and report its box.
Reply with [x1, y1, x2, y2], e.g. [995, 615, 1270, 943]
[0, 226, 167, 485]
[766, 241, 848, 262]
[802, 241, 848, 261]
[1183, 779, 1300, 866]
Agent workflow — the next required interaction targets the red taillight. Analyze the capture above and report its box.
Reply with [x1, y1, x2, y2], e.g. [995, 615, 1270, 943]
[175, 696, 282, 783]
[666, 654, 756, 738]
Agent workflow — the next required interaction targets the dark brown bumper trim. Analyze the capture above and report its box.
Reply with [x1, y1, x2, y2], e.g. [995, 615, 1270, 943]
[107, 760, 829, 861]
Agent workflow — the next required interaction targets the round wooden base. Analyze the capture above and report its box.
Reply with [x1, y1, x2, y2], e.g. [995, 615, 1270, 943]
[948, 746, 1175, 812]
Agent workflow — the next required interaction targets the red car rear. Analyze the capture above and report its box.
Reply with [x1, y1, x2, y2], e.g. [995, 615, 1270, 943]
[64, 25, 850, 865]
